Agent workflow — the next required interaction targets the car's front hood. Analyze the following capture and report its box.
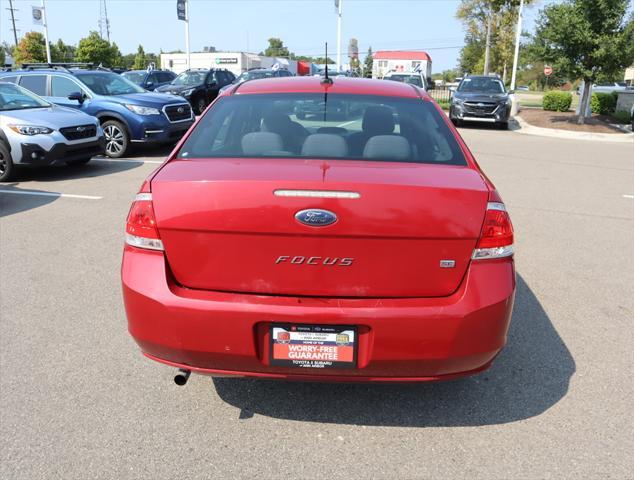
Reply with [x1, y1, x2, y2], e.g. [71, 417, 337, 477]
[107, 92, 187, 107]
[1, 105, 98, 128]
[155, 85, 197, 95]
[454, 93, 508, 103]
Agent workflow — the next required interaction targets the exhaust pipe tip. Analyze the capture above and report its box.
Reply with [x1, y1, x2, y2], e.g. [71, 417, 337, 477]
[174, 369, 191, 386]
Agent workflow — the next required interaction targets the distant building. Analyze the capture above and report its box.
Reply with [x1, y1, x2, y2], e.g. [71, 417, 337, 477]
[372, 51, 432, 80]
[160, 52, 311, 76]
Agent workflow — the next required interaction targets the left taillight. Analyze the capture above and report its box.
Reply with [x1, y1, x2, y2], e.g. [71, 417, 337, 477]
[125, 184, 164, 251]
[472, 202, 514, 260]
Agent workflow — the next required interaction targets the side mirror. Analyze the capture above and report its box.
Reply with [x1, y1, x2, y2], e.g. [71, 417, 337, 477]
[68, 91, 85, 104]
[145, 81, 154, 89]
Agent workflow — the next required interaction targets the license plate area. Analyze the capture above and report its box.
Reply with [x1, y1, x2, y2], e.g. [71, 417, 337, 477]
[269, 324, 357, 369]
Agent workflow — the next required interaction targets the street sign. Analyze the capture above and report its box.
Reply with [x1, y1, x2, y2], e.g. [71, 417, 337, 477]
[544, 65, 553, 76]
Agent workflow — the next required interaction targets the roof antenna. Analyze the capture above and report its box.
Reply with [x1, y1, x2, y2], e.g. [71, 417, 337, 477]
[321, 42, 333, 85]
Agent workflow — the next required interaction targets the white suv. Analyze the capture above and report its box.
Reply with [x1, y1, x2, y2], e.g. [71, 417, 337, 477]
[0, 82, 105, 181]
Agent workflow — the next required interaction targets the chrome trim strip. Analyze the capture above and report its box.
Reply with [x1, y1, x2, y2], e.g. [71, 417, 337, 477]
[462, 116, 496, 123]
[162, 103, 194, 123]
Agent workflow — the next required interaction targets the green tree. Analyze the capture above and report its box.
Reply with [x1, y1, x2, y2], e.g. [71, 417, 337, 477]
[261, 38, 291, 58]
[531, 0, 634, 123]
[363, 47, 373, 78]
[457, 0, 536, 78]
[0, 46, 5, 66]
[13, 31, 47, 65]
[51, 39, 75, 63]
[75, 31, 119, 66]
[133, 44, 146, 70]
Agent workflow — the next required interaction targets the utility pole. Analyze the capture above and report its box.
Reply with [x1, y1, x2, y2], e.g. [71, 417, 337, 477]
[7, 0, 19, 46]
[483, 11, 492, 75]
[509, 0, 524, 91]
[335, 0, 342, 71]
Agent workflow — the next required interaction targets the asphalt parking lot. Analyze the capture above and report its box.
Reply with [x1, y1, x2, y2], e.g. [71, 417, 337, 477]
[1, 128, 632, 479]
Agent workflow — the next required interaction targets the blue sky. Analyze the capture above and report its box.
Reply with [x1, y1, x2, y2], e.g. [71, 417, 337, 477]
[1, 0, 550, 72]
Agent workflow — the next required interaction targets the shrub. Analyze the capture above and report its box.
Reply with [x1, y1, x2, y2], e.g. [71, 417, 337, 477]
[590, 91, 618, 115]
[612, 110, 631, 124]
[542, 91, 573, 112]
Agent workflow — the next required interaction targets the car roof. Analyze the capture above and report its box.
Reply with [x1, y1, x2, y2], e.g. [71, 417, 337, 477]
[233, 76, 426, 98]
[124, 69, 170, 73]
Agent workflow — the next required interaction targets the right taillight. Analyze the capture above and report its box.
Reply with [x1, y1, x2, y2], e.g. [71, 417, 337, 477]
[125, 187, 164, 251]
[472, 202, 514, 260]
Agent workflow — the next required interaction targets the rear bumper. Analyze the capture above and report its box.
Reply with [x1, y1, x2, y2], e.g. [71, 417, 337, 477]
[122, 246, 515, 382]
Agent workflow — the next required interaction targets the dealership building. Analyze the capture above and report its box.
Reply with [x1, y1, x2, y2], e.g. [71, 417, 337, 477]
[160, 51, 308, 76]
[372, 51, 432, 80]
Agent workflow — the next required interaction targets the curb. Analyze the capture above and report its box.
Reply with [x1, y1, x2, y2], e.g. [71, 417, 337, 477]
[513, 115, 634, 143]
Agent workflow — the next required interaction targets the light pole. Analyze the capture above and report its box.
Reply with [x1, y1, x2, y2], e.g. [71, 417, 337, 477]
[509, 0, 524, 117]
[185, 0, 191, 70]
[510, 0, 524, 91]
[41, 0, 51, 63]
[335, 0, 342, 71]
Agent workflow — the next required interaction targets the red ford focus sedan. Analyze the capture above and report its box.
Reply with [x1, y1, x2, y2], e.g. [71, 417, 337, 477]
[122, 76, 515, 384]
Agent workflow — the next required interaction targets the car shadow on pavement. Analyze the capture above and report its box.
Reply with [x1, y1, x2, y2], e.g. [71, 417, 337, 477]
[212, 274, 575, 427]
[8, 157, 142, 183]
[0, 183, 59, 217]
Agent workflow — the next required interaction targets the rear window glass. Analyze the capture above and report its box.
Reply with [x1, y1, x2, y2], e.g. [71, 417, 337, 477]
[178, 94, 466, 165]
[19, 75, 47, 96]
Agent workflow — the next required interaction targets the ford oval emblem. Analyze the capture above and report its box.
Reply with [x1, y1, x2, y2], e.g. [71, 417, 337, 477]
[295, 209, 337, 227]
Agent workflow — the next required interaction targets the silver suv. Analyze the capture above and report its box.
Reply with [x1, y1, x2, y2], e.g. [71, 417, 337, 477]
[0, 82, 105, 181]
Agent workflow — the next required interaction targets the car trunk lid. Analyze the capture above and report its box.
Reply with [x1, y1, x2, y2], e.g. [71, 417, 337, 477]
[151, 158, 488, 297]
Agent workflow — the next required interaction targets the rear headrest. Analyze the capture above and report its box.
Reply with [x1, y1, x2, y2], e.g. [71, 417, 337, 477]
[362, 106, 395, 135]
[241, 132, 284, 156]
[363, 135, 411, 160]
[301, 134, 348, 157]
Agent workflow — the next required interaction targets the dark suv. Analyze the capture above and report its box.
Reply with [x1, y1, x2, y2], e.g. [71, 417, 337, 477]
[156, 68, 235, 114]
[121, 69, 176, 91]
[449, 75, 512, 129]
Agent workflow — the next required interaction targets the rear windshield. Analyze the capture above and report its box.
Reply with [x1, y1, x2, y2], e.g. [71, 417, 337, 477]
[178, 93, 466, 165]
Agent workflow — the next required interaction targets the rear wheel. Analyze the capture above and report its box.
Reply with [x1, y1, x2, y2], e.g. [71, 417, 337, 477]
[102, 120, 129, 158]
[0, 142, 14, 182]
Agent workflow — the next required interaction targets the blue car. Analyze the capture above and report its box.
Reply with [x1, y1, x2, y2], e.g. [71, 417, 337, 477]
[0, 65, 194, 157]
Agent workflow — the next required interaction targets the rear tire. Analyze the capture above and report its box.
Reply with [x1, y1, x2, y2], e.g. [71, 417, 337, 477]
[0, 141, 14, 182]
[102, 120, 129, 158]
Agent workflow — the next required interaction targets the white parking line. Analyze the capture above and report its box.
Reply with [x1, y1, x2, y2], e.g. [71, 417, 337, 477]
[623, 194, 634, 199]
[0, 190, 102, 200]
[92, 158, 165, 164]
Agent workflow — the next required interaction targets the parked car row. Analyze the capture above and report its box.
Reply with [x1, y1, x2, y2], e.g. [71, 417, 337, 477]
[0, 63, 195, 165]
